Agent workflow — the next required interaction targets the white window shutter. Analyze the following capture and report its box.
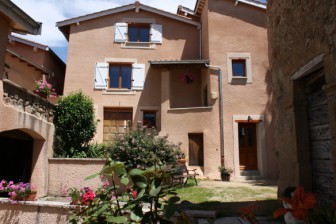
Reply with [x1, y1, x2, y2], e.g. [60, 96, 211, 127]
[94, 62, 108, 89]
[150, 24, 162, 43]
[114, 23, 127, 42]
[132, 64, 145, 90]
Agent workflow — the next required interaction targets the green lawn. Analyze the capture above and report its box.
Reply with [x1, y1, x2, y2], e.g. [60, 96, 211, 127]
[173, 180, 282, 218]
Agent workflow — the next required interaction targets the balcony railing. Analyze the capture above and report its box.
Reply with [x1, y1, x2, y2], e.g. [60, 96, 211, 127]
[2, 79, 55, 123]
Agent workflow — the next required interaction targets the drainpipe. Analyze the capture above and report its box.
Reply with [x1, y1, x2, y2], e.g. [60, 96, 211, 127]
[198, 22, 202, 59]
[205, 63, 224, 165]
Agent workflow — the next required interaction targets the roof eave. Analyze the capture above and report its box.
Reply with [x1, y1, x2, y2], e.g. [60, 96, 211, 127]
[149, 59, 210, 65]
[0, 0, 42, 35]
[9, 35, 49, 51]
[56, 3, 200, 31]
[235, 0, 267, 10]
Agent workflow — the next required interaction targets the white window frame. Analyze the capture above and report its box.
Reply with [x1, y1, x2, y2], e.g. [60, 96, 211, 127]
[227, 53, 252, 84]
[94, 58, 146, 93]
[114, 18, 162, 49]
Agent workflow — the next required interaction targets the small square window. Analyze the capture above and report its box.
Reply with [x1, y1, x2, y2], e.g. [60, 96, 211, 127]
[227, 53, 252, 84]
[143, 111, 156, 128]
[128, 24, 150, 43]
[232, 59, 246, 77]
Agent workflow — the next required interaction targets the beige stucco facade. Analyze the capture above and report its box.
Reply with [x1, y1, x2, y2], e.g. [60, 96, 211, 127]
[204, 0, 275, 178]
[59, 0, 275, 180]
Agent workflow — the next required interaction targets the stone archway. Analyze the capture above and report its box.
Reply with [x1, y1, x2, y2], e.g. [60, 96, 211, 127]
[0, 130, 34, 183]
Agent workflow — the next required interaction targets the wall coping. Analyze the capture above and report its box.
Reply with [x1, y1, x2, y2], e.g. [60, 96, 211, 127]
[49, 158, 106, 162]
[0, 198, 74, 209]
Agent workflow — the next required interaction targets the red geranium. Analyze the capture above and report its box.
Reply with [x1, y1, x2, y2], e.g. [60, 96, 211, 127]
[273, 186, 316, 220]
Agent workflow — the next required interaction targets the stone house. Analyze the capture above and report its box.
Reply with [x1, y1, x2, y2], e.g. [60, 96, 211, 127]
[0, 0, 57, 197]
[268, 0, 336, 200]
[57, 0, 276, 180]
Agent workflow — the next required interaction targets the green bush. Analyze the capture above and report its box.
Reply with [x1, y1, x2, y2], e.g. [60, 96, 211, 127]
[107, 126, 181, 169]
[53, 90, 97, 158]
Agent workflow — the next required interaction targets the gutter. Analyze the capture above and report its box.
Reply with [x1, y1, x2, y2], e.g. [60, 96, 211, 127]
[205, 63, 224, 165]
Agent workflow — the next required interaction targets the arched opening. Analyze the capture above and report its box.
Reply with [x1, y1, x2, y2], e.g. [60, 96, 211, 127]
[0, 130, 34, 184]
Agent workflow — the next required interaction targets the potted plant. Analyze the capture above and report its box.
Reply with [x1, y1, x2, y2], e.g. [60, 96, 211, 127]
[67, 186, 96, 205]
[34, 80, 57, 99]
[6, 181, 37, 201]
[218, 165, 233, 181]
[176, 152, 187, 163]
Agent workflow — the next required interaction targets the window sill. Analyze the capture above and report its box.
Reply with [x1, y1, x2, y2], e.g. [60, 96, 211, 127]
[120, 42, 157, 49]
[232, 76, 248, 79]
[168, 106, 213, 112]
[103, 89, 136, 95]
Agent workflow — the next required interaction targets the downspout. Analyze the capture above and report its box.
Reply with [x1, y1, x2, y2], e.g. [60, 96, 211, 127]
[205, 63, 224, 165]
[198, 22, 202, 59]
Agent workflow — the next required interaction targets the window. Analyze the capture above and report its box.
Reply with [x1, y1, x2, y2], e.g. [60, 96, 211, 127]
[94, 62, 145, 90]
[232, 59, 246, 77]
[227, 53, 252, 84]
[128, 24, 150, 42]
[143, 111, 156, 128]
[114, 23, 162, 44]
[109, 64, 132, 89]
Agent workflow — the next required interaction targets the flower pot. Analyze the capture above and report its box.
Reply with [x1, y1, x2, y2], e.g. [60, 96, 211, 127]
[71, 199, 82, 205]
[221, 173, 230, 181]
[178, 159, 187, 164]
[34, 90, 48, 99]
[10, 191, 37, 201]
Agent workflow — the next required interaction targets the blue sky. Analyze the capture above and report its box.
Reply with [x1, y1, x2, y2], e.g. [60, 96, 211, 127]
[12, 0, 266, 62]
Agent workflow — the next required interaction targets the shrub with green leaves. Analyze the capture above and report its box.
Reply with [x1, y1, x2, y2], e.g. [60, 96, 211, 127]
[53, 90, 97, 158]
[107, 126, 181, 169]
[69, 160, 180, 224]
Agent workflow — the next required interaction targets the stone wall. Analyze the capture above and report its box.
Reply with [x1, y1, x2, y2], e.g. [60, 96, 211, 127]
[2, 79, 54, 122]
[0, 199, 70, 224]
[48, 158, 106, 196]
[267, 0, 336, 199]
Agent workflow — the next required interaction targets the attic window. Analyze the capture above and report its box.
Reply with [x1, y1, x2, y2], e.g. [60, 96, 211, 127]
[114, 23, 162, 44]
[128, 24, 150, 42]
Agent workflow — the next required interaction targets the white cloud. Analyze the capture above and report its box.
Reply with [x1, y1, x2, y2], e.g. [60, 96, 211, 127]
[11, 0, 196, 48]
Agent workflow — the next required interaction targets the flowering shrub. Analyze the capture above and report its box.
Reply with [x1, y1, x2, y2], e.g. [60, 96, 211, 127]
[181, 73, 195, 84]
[107, 125, 182, 170]
[69, 160, 180, 224]
[34, 80, 57, 97]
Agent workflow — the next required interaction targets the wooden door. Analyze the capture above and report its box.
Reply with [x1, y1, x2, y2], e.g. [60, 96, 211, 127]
[188, 133, 204, 166]
[238, 123, 257, 170]
[306, 74, 334, 199]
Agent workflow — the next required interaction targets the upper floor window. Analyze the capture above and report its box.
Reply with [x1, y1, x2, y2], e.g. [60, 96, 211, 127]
[109, 64, 132, 89]
[227, 53, 252, 84]
[232, 59, 246, 77]
[128, 24, 150, 42]
[114, 23, 162, 44]
[94, 62, 145, 90]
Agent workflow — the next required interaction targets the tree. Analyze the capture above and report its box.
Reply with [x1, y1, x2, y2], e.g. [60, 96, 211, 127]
[53, 90, 96, 157]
